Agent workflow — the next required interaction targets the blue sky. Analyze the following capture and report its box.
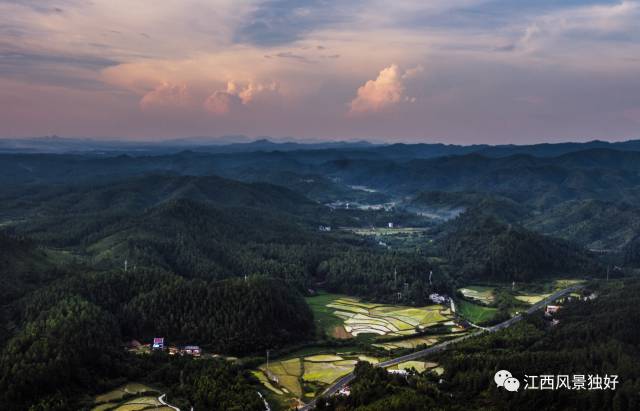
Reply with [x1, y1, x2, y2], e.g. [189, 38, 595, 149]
[1, 0, 639, 143]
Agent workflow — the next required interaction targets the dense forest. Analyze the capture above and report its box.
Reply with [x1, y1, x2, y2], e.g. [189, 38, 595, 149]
[0, 265, 313, 409]
[1, 143, 640, 410]
[321, 250, 452, 304]
[437, 210, 602, 282]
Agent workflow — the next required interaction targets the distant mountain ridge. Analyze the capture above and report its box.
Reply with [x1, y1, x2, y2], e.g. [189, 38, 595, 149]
[2, 135, 640, 157]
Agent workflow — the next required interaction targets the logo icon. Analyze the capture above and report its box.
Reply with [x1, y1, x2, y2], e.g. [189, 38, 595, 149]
[494, 370, 520, 392]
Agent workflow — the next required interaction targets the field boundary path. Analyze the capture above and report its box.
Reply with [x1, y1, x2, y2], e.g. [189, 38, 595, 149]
[158, 393, 180, 411]
[299, 285, 583, 410]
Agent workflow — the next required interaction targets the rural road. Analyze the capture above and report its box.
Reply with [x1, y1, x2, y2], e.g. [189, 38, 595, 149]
[299, 285, 583, 410]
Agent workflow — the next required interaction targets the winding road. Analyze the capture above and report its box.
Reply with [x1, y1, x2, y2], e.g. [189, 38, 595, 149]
[299, 285, 583, 410]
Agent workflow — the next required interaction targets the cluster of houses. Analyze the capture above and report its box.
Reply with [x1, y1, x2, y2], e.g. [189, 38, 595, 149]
[545, 305, 561, 326]
[126, 338, 202, 357]
[154, 338, 202, 357]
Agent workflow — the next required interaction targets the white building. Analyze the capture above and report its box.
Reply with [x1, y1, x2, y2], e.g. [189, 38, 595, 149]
[429, 293, 447, 304]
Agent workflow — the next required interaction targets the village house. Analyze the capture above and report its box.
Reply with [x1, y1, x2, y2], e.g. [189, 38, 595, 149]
[429, 293, 447, 304]
[545, 305, 561, 316]
[183, 345, 202, 357]
[337, 387, 351, 396]
[152, 337, 164, 350]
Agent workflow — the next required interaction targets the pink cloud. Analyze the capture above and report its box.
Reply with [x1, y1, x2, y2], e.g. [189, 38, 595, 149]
[203, 91, 236, 115]
[139, 82, 190, 110]
[203, 80, 280, 115]
[349, 64, 420, 114]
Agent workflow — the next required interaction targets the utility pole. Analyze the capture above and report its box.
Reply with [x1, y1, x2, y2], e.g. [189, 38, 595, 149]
[266, 350, 270, 372]
[394, 268, 397, 289]
[124, 259, 128, 272]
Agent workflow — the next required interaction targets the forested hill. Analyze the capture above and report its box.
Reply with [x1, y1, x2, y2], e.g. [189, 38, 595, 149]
[0, 174, 319, 220]
[437, 210, 601, 282]
[4, 148, 640, 203]
[12, 198, 341, 285]
[318, 149, 640, 206]
[0, 273, 313, 409]
[0, 232, 62, 304]
[524, 199, 640, 250]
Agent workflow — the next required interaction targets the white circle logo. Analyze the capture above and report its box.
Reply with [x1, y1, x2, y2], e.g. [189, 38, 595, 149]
[494, 370, 512, 387]
[503, 377, 520, 392]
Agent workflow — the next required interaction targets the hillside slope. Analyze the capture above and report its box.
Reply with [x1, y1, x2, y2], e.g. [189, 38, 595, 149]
[437, 211, 601, 282]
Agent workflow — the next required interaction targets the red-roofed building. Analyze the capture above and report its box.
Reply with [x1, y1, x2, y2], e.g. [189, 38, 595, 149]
[152, 337, 164, 350]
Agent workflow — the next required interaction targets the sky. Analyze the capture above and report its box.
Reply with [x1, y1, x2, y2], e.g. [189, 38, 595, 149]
[1, 0, 640, 144]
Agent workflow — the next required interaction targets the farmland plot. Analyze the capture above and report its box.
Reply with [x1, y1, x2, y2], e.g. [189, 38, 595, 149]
[459, 286, 495, 304]
[254, 353, 381, 401]
[325, 297, 452, 337]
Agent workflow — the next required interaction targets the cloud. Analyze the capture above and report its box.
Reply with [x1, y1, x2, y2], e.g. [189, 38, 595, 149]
[203, 90, 237, 115]
[140, 82, 190, 110]
[238, 80, 279, 104]
[264, 51, 313, 63]
[203, 80, 280, 115]
[402, 64, 424, 79]
[349, 64, 422, 114]
[516, 0, 640, 54]
[234, 0, 360, 47]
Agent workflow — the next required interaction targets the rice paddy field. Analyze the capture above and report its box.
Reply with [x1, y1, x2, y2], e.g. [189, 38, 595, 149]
[254, 352, 448, 404]
[373, 335, 439, 351]
[514, 293, 551, 304]
[307, 294, 454, 338]
[254, 353, 381, 401]
[92, 383, 172, 411]
[255, 295, 459, 403]
[458, 286, 495, 304]
[513, 279, 584, 305]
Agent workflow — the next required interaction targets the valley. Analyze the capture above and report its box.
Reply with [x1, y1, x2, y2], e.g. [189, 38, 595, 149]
[0, 141, 638, 410]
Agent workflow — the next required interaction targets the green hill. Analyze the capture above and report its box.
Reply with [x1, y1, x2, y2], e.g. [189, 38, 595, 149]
[438, 211, 601, 282]
[0, 232, 62, 303]
[525, 200, 640, 250]
[1, 174, 318, 219]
